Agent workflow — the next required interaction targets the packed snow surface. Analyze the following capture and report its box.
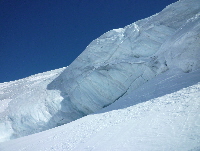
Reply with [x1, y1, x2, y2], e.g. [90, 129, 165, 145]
[0, 0, 200, 150]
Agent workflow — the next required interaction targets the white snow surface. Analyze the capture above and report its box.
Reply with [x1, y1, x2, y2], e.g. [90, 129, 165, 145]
[0, 0, 200, 150]
[0, 67, 66, 142]
[0, 70, 200, 151]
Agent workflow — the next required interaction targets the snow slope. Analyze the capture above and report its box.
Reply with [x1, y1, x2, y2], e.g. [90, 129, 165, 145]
[0, 67, 66, 141]
[0, 0, 200, 149]
[0, 69, 200, 151]
[98, 68, 200, 114]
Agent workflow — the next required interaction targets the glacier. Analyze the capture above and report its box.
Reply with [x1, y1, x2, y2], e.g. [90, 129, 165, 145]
[0, 67, 66, 141]
[0, 0, 200, 150]
[47, 0, 200, 116]
[0, 73, 200, 151]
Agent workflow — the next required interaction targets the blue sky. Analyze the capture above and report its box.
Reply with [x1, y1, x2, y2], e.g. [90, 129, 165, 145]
[0, 0, 178, 82]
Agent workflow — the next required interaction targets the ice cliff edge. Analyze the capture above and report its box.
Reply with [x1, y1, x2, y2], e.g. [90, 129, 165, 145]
[47, 0, 200, 118]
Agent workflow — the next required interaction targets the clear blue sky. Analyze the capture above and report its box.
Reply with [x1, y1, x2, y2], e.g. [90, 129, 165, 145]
[0, 0, 178, 83]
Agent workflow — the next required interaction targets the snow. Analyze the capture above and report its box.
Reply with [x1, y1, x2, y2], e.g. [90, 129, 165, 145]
[0, 67, 66, 142]
[98, 68, 200, 114]
[46, 0, 200, 119]
[0, 72, 200, 150]
[113, 28, 124, 33]
[0, 0, 200, 150]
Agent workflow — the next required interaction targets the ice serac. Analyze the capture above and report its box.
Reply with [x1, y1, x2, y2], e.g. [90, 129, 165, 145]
[0, 0, 200, 143]
[48, 0, 200, 115]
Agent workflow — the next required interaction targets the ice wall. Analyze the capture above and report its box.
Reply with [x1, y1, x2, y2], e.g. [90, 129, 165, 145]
[48, 0, 200, 115]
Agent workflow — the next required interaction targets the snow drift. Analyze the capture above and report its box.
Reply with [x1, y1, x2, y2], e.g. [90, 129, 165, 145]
[0, 0, 200, 148]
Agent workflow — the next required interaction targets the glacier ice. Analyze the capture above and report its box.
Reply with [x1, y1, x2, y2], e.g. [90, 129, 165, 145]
[0, 0, 200, 142]
[0, 68, 66, 141]
[48, 0, 200, 115]
[1, 77, 200, 151]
